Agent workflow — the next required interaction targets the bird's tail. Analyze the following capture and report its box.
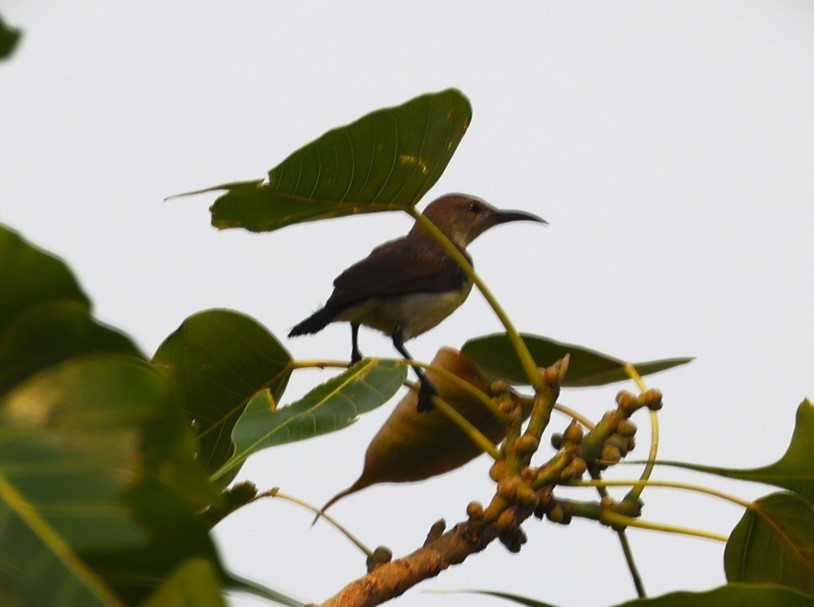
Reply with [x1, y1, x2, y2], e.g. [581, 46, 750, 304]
[288, 306, 335, 337]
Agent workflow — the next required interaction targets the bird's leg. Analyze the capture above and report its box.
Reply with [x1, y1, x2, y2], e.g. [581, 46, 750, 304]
[350, 322, 363, 365]
[391, 327, 437, 412]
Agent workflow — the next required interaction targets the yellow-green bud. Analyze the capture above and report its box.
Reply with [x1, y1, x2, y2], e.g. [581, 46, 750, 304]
[616, 390, 637, 413]
[617, 419, 637, 437]
[489, 460, 507, 482]
[498, 399, 514, 413]
[466, 501, 484, 520]
[645, 389, 663, 410]
[564, 422, 584, 444]
[497, 476, 520, 500]
[496, 510, 515, 529]
[515, 434, 540, 455]
[547, 505, 565, 523]
[516, 485, 539, 508]
[561, 457, 587, 480]
[600, 444, 622, 465]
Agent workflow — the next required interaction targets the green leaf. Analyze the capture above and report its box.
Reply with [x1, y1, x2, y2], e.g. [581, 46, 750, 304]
[461, 333, 692, 387]
[450, 584, 814, 606]
[140, 558, 226, 607]
[0, 226, 141, 397]
[0, 300, 142, 397]
[725, 492, 814, 593]
[0, 474, 121, 607]
[648, 400, 814, 503]
[170, 89, 472, 232]
[0, 15, 21, 60]
[0, 355, 220, 604]
[152, 309, 293, 487]
[1, 357, 169, 551]
[211, 359, 407, 483]
[0, 225, 89, 330]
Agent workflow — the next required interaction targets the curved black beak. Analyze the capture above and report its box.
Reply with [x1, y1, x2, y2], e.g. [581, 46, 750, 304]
[493, 209, 548, 226]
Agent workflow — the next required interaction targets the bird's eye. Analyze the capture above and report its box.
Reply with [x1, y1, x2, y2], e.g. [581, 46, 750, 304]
[468, 202, 482, 214]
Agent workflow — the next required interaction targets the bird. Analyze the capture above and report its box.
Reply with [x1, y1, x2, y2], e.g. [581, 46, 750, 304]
[288, 193, 546, 411]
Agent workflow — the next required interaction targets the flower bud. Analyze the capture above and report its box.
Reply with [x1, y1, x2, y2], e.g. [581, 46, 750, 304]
[616, 390, 637, 412]
[466, 501, 484, 520]
[616, 419, 637, 437]
[489, 460, 507, 482]
[600, 444, 622, 465]
[564, 422, 584, 444]
[515, 434, 540, 455]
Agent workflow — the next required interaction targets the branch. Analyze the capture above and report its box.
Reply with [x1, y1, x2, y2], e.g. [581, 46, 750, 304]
[317, 508, 531, 607]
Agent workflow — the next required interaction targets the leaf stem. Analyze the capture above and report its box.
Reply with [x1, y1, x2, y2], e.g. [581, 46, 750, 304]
[404, 380, 502, 460]
[407, 207, 544, 393]
[554, 402, 596, 429]
[600, 510, 728, 542]
[570, 478, 752, 509]
[587, 468, 646, 598]
[291, 360, 352, 370]
[257, 488, 374, 557]
[408, 359, 506, 423]
[516, 395, 596, 429]
[622, 363, 657, 503]
[628, 408, 659, 502]
[616, 528, 647, 598]
[623, 362, 649, 393]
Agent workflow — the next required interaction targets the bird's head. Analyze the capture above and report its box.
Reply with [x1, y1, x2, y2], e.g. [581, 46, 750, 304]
[414, 193, 546, 248]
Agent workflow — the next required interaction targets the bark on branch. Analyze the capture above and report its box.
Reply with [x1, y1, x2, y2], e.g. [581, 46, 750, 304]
[318, 507, 531, 607]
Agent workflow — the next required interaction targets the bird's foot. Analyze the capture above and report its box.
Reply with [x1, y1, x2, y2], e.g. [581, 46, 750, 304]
[416, 380, 438, 413]
[349, 349, 363, 367]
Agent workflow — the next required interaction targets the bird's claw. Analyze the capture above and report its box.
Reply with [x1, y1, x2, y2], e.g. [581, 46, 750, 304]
[416, 381, 438, 413]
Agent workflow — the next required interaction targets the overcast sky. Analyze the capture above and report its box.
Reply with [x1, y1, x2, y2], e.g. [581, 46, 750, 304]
[2, 3, 814, 607]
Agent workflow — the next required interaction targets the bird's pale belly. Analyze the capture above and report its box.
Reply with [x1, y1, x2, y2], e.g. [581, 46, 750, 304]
[337, 284, 473, 341]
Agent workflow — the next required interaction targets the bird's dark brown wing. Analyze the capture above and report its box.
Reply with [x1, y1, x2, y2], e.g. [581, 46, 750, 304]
[326, 238, 470, 311]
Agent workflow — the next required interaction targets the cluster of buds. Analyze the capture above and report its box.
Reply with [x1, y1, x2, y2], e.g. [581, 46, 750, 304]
[572, 388, 662, 471]
[466, 358, 573, 552]
[539, 492, 644, 529]
[475, 369, 662, 538]
[616, 388, 663, 415]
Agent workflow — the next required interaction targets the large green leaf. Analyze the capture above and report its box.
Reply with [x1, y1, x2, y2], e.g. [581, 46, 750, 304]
[0, 226, 142, 398]
[211, 359, 407, 483]
[725, 492, 814, 593]
[170, 89, 472, 232]
[0, 355, 220, 604]
[140, 559, 225, 607]
[454, 584, 814, 606]
[0, 300, 142, 397]
[0, 15, 21, 60]
[0, 225, 89, 329]
[0, 475, 121, 607]
[152, 310, 293, 487]
[648, 400, 814, 503]
[461, 333, 692, 387]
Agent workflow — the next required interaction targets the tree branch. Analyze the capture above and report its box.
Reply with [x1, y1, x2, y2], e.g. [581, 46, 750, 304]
[318, 508, 531, 607]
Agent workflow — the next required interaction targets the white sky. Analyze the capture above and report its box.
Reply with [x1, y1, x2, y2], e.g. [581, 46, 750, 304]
[2, 2, 813, 607]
